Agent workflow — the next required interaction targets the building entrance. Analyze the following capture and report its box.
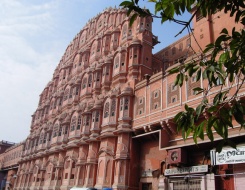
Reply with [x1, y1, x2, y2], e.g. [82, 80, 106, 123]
[142, 183, 152, 190]
[169, 178, 201, 190]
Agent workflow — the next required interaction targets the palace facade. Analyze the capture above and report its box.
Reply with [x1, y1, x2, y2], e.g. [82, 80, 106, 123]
[0, 6, 245, 190]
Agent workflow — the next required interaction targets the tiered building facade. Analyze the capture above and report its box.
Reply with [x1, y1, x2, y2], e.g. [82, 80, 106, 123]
[0, 6, 245, 190]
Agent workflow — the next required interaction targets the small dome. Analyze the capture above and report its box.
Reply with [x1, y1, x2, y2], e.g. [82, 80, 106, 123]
[131, 37, 141, 45]
[121, 86, 133, 96]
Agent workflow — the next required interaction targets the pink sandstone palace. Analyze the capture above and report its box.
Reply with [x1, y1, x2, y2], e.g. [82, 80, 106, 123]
[0, 6, 245, 190]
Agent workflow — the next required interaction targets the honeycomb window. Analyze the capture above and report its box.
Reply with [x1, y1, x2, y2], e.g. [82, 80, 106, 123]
[171, 96, 177, 103]
[171, 84, 177, 91]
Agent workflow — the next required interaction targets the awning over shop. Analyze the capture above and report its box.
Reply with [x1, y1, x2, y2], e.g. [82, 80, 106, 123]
[70, 188, 97, 190]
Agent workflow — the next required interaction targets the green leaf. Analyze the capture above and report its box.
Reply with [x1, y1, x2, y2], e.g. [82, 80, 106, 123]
[188, 65, 198, 76]
[165, 4, 175, 18]
[213, 92, 222, 105]
[178, 73, 184, 86]
[204, 43, 215, 53]
[207, 105, 218, 113]
[120, 1, 134, 7]
[180, 0, 186, 13]
[220, 28, 228, 35]
[186, 0, 191, 11]
[233, 103, 245, 125]
[155, 2, 162, 14]
[174, 73, 180, 86]
[185, 104, 189, 111]
[129, 13, 138, 26]
[220, 108, 233, 128]
[227, 139, 237, 149]
[193, 87, 203, 92]
[196, 69, 201, 81]
[197, 122, 205, 140]
[161, 16, 168, 23]
[168, 66, 179, 74]
[235, 10, 242, 23]
[207, 118, 215, 142]
[196, 103, 205, 119]
[215, 34, 227, 46]
[213, 120, 224, 137]
[186, 127, 192, 138]
[216, 141, 225, 153]
[174, 112, 183, 123]
[219, 51, 230, 64]
[209, 65, 215, 72]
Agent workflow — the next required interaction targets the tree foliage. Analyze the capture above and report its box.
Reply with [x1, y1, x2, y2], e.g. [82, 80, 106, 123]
[120, 0, 245, 152]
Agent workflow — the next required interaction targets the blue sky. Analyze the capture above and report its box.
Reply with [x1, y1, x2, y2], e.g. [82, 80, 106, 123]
[0, 0, 191, 143]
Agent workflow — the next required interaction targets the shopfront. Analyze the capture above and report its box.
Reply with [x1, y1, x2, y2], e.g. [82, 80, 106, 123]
[210, 144, 245, 190]
[164, 165, 210, 190]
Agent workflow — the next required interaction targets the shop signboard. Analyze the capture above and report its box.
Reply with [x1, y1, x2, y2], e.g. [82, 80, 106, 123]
[164, 165, 208, 176]
[141, 170, 153, 177]
[210, 145, 245, 165]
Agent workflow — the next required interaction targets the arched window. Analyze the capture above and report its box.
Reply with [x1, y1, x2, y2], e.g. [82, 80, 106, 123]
[172, 47, 176, 55]
[116, 14, 121, 26]
[82, 78, 87, 89]
[70, 162, 76, 179]
[69, 89, 73, 99]
[111, 99, 116, 116]
[96, 72, 100, 82]
[70, 116, 76, 131]
[92, 112, 95, 122]
[84, 115, 90, 126]
[120, 99, 123, 111]
[124, 98, 129, 110]
[186, 38, 191, 47]
[95, 111, 99, 122]
[75, 87, 80, 95]
[77, 116, 81, 130]
[104, 102, 109, 118]
[97, 40, 101, 52]
[39, 133, 44, 144]
[91, 43, 96, 56]
[43, 133, 47, 143]
[58, 126, 62, 136]
[179, 43, 183, 51]
[53, 124, 59, 137]
[64, 89, 69, 101]
[103, 66, 110, 76]
[53, 99, 57, 109]
[128, 28, 132, 36]
[121, 53, 126, 67]
[49, 101, 53, 110]
[122, 24, 127, 39]
[88, 75, 92, 87]
[64, 126, 68, 135]
[114, 56, 119, 69]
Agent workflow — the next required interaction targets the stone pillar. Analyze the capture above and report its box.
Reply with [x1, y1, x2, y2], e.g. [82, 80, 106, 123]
[75, 165, 81, 186]
[205, 173, 215, 190]
[40, 170, 44, 188]
[31, 173, 38, 189]
[84, 164, 91, 187]
[112, 133, 131, 190]
[158, 175, 167, 190]
[22, 174, 27, 188]
[25, 173, 31, 188]
[17, 173, 22, 189]
[54, 168, 61, 187]
[13, 174, 19, 190]
[112, 159, 129, 190]
[66, 160, 74, 187]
